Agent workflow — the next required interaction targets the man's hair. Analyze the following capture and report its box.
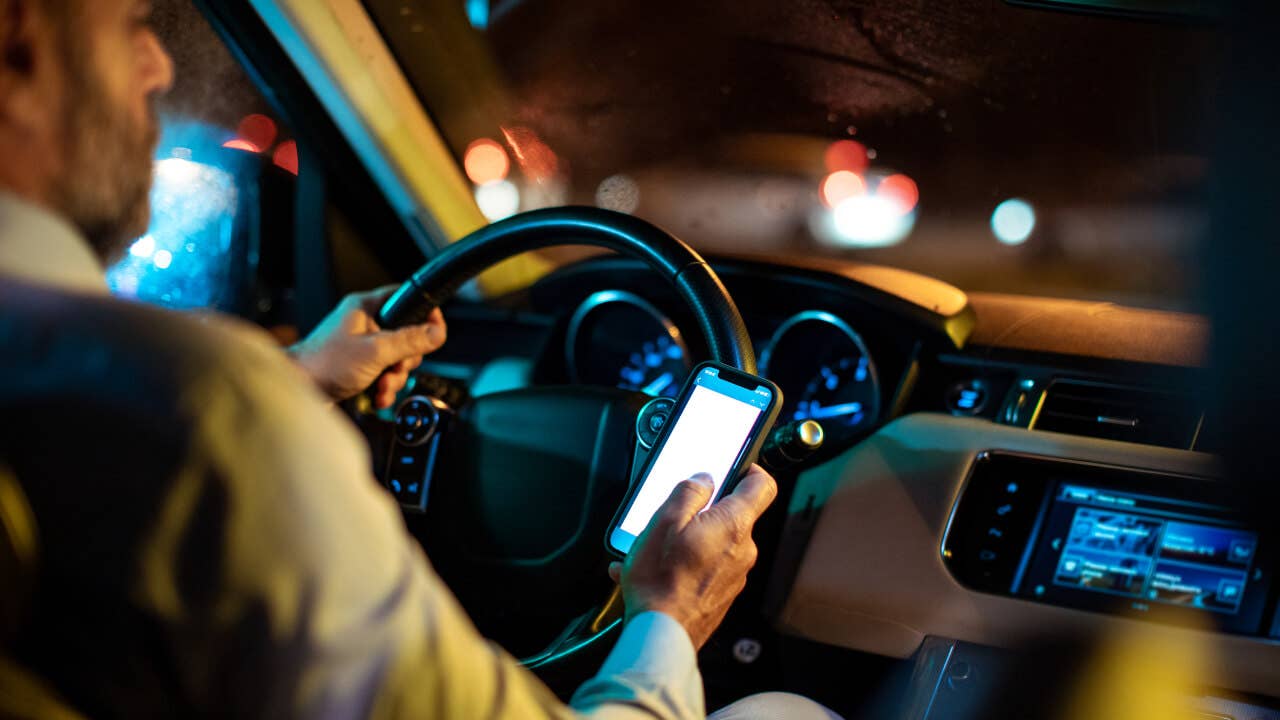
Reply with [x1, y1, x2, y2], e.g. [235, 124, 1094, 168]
[39, 0, 77, 18]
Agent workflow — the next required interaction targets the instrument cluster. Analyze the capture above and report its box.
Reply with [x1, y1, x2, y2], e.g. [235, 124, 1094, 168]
[565, 294, 883, 446]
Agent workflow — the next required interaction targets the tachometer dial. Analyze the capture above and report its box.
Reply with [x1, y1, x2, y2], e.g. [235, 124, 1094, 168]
[566, 290, 691, 396]
[759, 311, 881, 442]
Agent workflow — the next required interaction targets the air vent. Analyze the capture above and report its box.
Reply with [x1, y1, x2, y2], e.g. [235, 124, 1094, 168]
[1030, 380, 1201, 449]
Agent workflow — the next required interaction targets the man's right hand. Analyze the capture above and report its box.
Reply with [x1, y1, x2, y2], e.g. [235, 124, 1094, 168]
[608, 465, 778, 649]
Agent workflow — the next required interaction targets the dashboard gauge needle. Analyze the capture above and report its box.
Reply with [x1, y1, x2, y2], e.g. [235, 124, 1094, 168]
[642, 371, 675, 396]
[805, 401, 863, 420]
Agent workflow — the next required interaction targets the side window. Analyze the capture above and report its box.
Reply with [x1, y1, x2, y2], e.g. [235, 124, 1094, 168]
[107, 2, 298, 323]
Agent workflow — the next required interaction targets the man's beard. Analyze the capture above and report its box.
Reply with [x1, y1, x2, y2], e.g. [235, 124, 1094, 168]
[51, 59, 159, 265]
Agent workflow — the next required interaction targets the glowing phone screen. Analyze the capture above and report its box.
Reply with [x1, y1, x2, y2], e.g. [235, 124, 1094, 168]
[618, 367, 771, 539]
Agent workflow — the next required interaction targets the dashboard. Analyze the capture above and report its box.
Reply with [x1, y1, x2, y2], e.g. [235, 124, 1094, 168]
[501, 254, 977, 462]
[415, 252, 1279, 702]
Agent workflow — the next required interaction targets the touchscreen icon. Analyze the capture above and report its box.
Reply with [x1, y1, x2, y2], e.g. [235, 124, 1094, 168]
[1229, 540, 1255, 563]
[1059, 556, 1084, 579]
[1218, 579, 1242, 600]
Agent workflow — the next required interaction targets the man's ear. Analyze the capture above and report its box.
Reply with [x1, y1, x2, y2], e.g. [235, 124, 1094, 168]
[0, 0, 46, 126]
[1, 0, 33, 72]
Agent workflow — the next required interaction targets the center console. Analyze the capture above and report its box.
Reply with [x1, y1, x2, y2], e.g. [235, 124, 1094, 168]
[943, 452, 1276, 637]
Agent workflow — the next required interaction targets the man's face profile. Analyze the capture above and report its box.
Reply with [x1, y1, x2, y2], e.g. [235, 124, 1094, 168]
[0, 0, 173, 262]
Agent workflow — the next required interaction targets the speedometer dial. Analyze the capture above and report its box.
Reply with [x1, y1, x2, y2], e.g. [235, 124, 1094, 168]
[759, 311, 881, 442]
[565, 290, 691, 396]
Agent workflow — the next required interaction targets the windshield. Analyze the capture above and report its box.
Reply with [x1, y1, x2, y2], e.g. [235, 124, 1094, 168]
[365, 0, 1219, 311]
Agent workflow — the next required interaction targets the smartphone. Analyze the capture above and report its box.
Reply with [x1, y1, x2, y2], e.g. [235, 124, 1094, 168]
[607, 361, 782, 556]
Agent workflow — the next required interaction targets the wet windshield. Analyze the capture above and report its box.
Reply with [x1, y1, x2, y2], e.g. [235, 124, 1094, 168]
[365, 0, 1219, 310]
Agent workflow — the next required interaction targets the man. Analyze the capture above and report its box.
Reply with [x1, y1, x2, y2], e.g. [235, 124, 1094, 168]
[0, 1, 839, 718]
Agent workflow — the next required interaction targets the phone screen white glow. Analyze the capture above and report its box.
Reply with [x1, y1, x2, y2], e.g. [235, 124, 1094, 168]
[614, 368, 770, 550]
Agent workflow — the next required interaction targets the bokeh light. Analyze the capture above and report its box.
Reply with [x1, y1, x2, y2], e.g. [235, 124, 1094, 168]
[820, 171, 865, 208]
[236, 114, 278, 151]
[877, 174, 919, 215]
[991, 198, 1036, 245]
[831, 195, 915, 247]
[824, 140, 869, 175]
[222, 138, 260, 153]
[273, 140, 299, 175]
[465, 0, 489, 29]
[595, 174, 641, 214]
[474, 179, 520, 221]
[109, 147, 241, 309]
[464, 138, 510, 185]
[129, 234, 155, 259]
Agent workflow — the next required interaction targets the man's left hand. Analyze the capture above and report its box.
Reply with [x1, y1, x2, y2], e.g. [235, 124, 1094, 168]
[290, 287, 447, 409]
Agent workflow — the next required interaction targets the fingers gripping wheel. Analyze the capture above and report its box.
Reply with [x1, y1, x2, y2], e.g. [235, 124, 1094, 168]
[378, 207, 756, 373]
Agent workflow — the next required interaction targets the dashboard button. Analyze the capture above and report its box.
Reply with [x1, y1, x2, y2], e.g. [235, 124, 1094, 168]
[946, 379, 989, 416]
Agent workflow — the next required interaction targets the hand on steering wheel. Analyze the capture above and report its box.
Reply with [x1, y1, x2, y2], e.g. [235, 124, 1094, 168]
[290, 286, 447, 408]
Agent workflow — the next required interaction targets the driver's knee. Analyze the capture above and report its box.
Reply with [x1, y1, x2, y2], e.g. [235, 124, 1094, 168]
[708, 691, 845, 720]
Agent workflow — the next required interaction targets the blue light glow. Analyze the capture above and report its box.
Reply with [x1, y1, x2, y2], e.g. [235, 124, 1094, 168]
[991, 198, 1036, 245]
[466, 0, 489, 29]
[107, 119, 247, 309]
[794, 400, 863, 421]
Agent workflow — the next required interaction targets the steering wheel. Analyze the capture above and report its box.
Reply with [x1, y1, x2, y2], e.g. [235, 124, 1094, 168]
[376, 207, 756, 667]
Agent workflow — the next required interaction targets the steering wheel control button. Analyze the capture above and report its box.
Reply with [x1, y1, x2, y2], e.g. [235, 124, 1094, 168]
[942, 453, 1053, 593]
[387, 460, 429, 505]
[732, 637, 762, 664]
[946, 379, 989, 416]
[636, 397, 676, 448]
[385, 395, 452, 513]
[395, 396, 440, 446]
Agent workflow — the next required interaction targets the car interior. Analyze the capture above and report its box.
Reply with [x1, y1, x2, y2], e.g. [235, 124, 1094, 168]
[3, 0, 1279, 718]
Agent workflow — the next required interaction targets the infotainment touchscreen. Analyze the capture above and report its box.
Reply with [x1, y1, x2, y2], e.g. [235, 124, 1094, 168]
[1017, 478, 1269, 632]
[943, 452, 1274, 636]
[1045, 485, 1256, 614]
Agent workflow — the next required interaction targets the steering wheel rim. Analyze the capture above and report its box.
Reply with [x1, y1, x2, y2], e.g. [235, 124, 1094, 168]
[379, 206, 756, 373]
[378, 206, 756, 668]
